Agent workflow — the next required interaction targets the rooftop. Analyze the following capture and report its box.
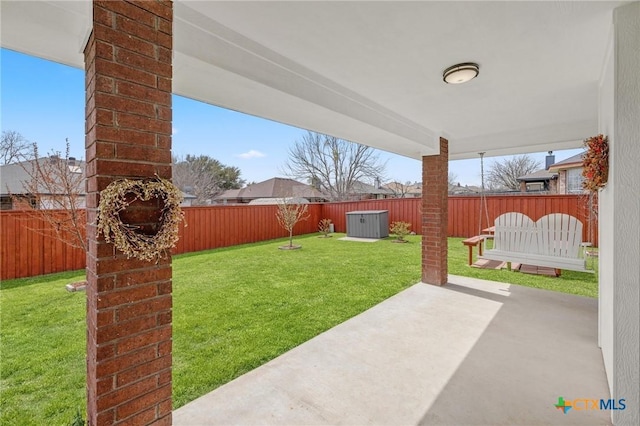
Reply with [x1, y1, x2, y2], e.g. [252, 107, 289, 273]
[0, 157, 85, 196]
[548, 153, 585, 172]
[217, 177, 325, 201]
[517, 169, 558, 182]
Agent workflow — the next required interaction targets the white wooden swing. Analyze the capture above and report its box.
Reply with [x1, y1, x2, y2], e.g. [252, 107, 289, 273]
[474, 153, 590, 274]
[479, 212, 592, 273]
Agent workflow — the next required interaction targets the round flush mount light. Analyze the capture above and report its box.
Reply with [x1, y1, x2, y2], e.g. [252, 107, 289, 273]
[443, 62, 479, 84]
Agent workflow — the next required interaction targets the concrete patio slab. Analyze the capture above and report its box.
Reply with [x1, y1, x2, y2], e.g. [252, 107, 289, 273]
[338, 236, 381, 243]
[173, 275, 610, 425]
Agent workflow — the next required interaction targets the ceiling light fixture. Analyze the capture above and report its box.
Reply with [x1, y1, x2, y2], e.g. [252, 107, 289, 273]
[443, 62, 479, 84]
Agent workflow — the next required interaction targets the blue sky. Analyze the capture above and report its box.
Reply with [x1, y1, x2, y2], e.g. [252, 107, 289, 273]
[1, 48, 582, 186]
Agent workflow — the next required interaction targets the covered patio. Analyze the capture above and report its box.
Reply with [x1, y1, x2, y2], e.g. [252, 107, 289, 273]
[174, 275, 609, 425]
[1, 1, 637, 425]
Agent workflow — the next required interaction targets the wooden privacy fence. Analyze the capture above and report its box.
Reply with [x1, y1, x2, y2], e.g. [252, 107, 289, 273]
[174, 204, 322, 254]
[449, 194, 598, 245]
[0, 204, 322, 280]
[0, 194, 597, 280]
[0, 211, 86, 280]
[322, 194, 597, 246]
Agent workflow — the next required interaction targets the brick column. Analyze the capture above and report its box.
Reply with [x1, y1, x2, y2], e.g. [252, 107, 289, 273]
[421, 138, 448, 285]
[85, 1, 173, 424]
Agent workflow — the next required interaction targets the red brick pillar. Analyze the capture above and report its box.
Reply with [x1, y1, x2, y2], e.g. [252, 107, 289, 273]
[84, 1, 173, 424]
[421, 138, 448, 285]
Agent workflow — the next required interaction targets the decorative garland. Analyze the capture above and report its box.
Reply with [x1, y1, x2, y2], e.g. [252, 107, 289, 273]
[582, 134, 609, 192]
[97, 177, 185, 261]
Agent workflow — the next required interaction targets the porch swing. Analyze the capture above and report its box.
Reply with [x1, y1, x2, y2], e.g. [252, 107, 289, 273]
[478, 151, 592, 275]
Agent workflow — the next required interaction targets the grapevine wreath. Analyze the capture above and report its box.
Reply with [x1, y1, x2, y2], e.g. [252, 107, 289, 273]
[582, 134, 609, 192]
[97, 177, 185, 261]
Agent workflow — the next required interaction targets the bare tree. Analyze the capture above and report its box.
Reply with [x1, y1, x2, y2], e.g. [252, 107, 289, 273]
[282, 131, 386, 201]
[276, 198, 309, 248]
[16, 141, 86, 252]
[486, 154, 541, 191]
[448, 171, 458, 187]
[1, 130, 31, 165]
[172, 155, 219, 205]
[172, 154, 245, 205]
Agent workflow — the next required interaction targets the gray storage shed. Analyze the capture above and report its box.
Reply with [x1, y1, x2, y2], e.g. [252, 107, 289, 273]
[346, 210, 389, 239]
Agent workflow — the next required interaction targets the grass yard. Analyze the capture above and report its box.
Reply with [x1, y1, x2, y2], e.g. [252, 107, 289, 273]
[170, 234, 421, 408]
[0, 233, 597, 425]
[0, 271, 86, 425]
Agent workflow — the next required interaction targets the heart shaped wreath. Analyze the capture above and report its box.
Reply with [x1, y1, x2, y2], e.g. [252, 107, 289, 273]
[97, 177, 185, 261]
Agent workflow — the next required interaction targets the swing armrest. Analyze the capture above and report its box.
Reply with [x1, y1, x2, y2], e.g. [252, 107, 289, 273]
[481, 234, 494, 251]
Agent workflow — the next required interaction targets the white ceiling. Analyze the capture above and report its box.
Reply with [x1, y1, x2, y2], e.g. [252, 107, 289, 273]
[0, 1, 625, 160]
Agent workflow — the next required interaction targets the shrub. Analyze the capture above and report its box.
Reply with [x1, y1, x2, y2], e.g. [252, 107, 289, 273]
[390, 221, 411, 242]
[318, 218, 332, 237]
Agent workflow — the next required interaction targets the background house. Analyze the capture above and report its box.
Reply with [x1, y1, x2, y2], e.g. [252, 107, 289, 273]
[448, 183, 481, 195]
[247, 196, 309, 205]
[215, 177, 327, 204]
[517, 169, 558, 193]
[517, 152, 585, 194]
[0, 156, 85, 210]
[547, 153, 586, 194]
[347, 180, 393, 200]
[383, 181, 422, 198]
[2, 157, 197, 209]
[216, 177, 394, 203]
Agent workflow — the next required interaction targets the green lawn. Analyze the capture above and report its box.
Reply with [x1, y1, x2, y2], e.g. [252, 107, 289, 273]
[0, 233, 597, 425]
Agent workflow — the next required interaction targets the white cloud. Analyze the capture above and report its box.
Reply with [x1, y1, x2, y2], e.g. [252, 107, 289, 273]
[237, 149, 266, 159]
[172, 127, 178, 135]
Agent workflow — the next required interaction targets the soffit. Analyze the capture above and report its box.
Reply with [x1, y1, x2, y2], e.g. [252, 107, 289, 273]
[1, 1, 625, 160]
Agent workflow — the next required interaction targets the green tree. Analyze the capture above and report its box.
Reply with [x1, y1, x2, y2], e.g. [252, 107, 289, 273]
[172, 155, 245, 205]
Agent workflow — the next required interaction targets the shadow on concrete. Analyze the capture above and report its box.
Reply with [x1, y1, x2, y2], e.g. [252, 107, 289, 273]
[419, 276, 611, 425]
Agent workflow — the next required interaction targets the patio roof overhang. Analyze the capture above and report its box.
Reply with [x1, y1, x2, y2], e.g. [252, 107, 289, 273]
[0, 1, 627, 160]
